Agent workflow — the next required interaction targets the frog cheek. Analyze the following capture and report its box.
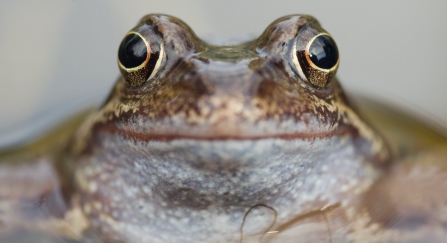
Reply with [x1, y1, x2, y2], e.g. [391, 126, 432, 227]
[117, 31, 164, 88]
[292, 33, 339, 89]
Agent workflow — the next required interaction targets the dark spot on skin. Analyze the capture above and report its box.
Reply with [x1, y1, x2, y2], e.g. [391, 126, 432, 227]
[144, 19, 154, 26]
[152, 24, 162, 38]
[394, 216, 428, 230]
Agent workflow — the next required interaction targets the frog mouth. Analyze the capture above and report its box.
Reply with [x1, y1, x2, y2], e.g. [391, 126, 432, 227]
[92, 105, 357, 141]
[94, 123, 354, 142]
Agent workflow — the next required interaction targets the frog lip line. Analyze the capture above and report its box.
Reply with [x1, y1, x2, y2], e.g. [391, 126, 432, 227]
[94, 124, 354, 142]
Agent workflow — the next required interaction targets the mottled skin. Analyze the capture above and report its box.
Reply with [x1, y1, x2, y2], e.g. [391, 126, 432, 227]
[0, 14, 447, 243]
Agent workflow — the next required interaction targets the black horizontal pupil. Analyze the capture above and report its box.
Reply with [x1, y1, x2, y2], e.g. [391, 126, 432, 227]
[118, 33, 148, 69]
[308, 35, 338, 69]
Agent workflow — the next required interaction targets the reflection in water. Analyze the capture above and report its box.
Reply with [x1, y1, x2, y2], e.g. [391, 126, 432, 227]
[1, 166, 447, 243]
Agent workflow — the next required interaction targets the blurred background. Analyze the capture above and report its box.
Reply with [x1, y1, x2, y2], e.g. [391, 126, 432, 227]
[0, 0, 446, 148]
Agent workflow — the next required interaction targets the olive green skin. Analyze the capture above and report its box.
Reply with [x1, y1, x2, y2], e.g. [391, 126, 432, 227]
[0, 14, 446, 243]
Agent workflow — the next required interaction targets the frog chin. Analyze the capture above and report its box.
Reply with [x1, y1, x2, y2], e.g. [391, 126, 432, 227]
[75, 107, 387, 241]
[76, 131, 380, 242]
[100, 131, 375, 202]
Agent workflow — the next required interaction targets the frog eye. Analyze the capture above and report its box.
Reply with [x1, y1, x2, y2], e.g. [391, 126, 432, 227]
[307, 34, 339, 70]
[293, 33, 339, 88]
[118, 31, 164, 88]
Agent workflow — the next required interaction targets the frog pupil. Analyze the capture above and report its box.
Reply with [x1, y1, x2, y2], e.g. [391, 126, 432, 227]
[308, 35, 338, 69]
[118, 33, 148, 69]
